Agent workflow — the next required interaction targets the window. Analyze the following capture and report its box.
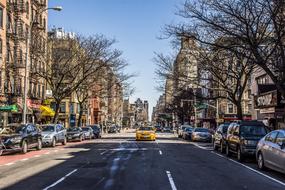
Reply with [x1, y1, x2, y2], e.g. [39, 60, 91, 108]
[38, 84, 41, 97]
[276, 132, 285, 144]
[228, 104, 234, 113]
[26, 2, 29, 18]
[0, 6, 3, 28]
[256, 75, 269, 85]
[42, 85, 45, 98]
[59, 103, 66, 113]
[265, 131, 278, 143]
[0, 38, 2, 56]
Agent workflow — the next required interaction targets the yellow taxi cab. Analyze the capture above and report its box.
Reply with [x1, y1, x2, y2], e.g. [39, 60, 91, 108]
[136, 126, 156, 141]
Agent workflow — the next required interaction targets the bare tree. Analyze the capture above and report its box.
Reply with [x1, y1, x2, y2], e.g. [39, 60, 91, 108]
[154, 36, 254, 119]
[164, 0, 285, 98]
[32, 34, 124, 123]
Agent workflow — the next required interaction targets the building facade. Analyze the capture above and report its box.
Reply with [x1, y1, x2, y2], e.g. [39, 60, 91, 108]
[0, 0, 48, 126]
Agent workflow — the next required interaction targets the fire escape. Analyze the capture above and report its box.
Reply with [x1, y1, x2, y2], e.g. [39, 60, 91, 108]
[5, 0, 27, 105]
[29, 0, 47, 99]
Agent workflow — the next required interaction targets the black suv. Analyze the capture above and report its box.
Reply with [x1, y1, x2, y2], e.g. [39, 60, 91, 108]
[213, 123, 230, 152]
[0, 124, 42, 155]
[225, 121, 269, 162]
[88, 124, 102, 138]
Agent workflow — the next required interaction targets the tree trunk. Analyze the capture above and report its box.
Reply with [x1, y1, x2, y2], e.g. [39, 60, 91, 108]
[235, 101, 243, 120]
[77, 103, 84, 127]
[52, 101, 61, 124]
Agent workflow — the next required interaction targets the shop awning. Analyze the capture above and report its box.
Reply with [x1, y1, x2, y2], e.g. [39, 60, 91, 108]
[0, 105, 18, 112]
[40, 105, 55, 117]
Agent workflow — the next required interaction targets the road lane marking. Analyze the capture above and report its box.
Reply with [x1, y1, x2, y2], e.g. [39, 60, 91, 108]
[20, 158, 29, 161]
[100, 150, 108, 155]
[43, 169, 78, 190]
[211, 151, 285, 187]
[166, 171, 177, 190]
[34, 155, 41, 158]
[44, 152, 50, 155]
[159, 150, 162, 155]
[5, 162, 15, 166]
[190, 142, 213, 150]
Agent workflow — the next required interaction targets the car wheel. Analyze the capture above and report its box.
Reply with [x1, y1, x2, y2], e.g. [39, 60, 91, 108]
[21, 140, 28, 154]
[237, 147, 244, 162]
[220, 142, 224, 153]
[226, 144, 231, 157]
[51, 138, 56, 147]
[213, 142, 218, 151]
[257, 152, 266, 170]
[62, 137, 67, 145]
[37, 139, 42, 150]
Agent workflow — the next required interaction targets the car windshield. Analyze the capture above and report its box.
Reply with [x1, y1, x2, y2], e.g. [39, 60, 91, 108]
[185, 127, 193, 132]
[82, 128, 90, 131]
[222, 125, 230, 133]
[139, 127, 153, 131]
[91, 126, 99, 130]
[67, 128, 80, 132]
[240, 125, 267, 136]
[195, 128, 209, 133]
[42, 125, 55, 132]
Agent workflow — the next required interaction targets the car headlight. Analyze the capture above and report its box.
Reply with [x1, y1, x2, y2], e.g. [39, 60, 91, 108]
[74, 133, 80, 137]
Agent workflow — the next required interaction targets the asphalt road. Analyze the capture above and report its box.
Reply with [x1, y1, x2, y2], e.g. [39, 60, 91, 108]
[0, 131, 285, 190]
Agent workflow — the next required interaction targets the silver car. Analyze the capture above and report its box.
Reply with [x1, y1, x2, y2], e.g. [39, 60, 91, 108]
[82, 127, 94, 140]
[256, 129, 285, 174]
[41, 124, 67, 147]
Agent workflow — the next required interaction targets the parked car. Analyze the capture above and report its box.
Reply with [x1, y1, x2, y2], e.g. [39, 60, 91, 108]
[162, 126, 172, 133]
[88, 124, 101, 138]
[0, 123, 42, 155]
[213, 123, 230, 152]
[225, 121, 269, 162]
[82, 127, 94, 140]
[41, 124, 67, 147]
[182, 127, 194, 140]
[191, 128, 212, 142]
[108, 125, 117, 133]
[256, 129, 285, 173]
[178, 125, 191, 138]
[154, 125, 162, 132]
[67, 127, 84, 142]
[115, 125, 121, 133]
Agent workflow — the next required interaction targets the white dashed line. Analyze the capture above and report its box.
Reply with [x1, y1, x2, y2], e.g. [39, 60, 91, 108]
[44, 152, 50, 155]
[43, 169, 78, 190]
[5, 162, 15, 166]
[166, 171, 177, 190]
[20, 158, 29, 161]
[34, 155, 41, 158]
[100, 150, 108, 155]
[211, 151, 285, 187]
[159, 150, 162, 155]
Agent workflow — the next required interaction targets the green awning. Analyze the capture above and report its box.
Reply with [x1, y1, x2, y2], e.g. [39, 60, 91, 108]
[0, 105, 18, 112]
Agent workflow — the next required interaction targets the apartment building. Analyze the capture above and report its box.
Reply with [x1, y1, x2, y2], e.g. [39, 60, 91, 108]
[0, 0, 48, 125]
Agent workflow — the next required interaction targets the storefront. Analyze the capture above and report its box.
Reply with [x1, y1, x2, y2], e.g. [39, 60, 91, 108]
[254, 88, 285, 130]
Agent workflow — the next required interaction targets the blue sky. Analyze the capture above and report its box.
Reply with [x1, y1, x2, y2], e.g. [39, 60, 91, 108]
[48, 0, 184, 116]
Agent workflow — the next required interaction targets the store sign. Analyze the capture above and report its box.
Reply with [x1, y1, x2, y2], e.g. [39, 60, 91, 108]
[260, 107, 275, 114]
[256, 91, 277, 108]
[27, 99, 41, 109]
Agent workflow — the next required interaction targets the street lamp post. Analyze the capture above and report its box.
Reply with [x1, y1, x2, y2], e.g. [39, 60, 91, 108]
[22, 6, 62, 124]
